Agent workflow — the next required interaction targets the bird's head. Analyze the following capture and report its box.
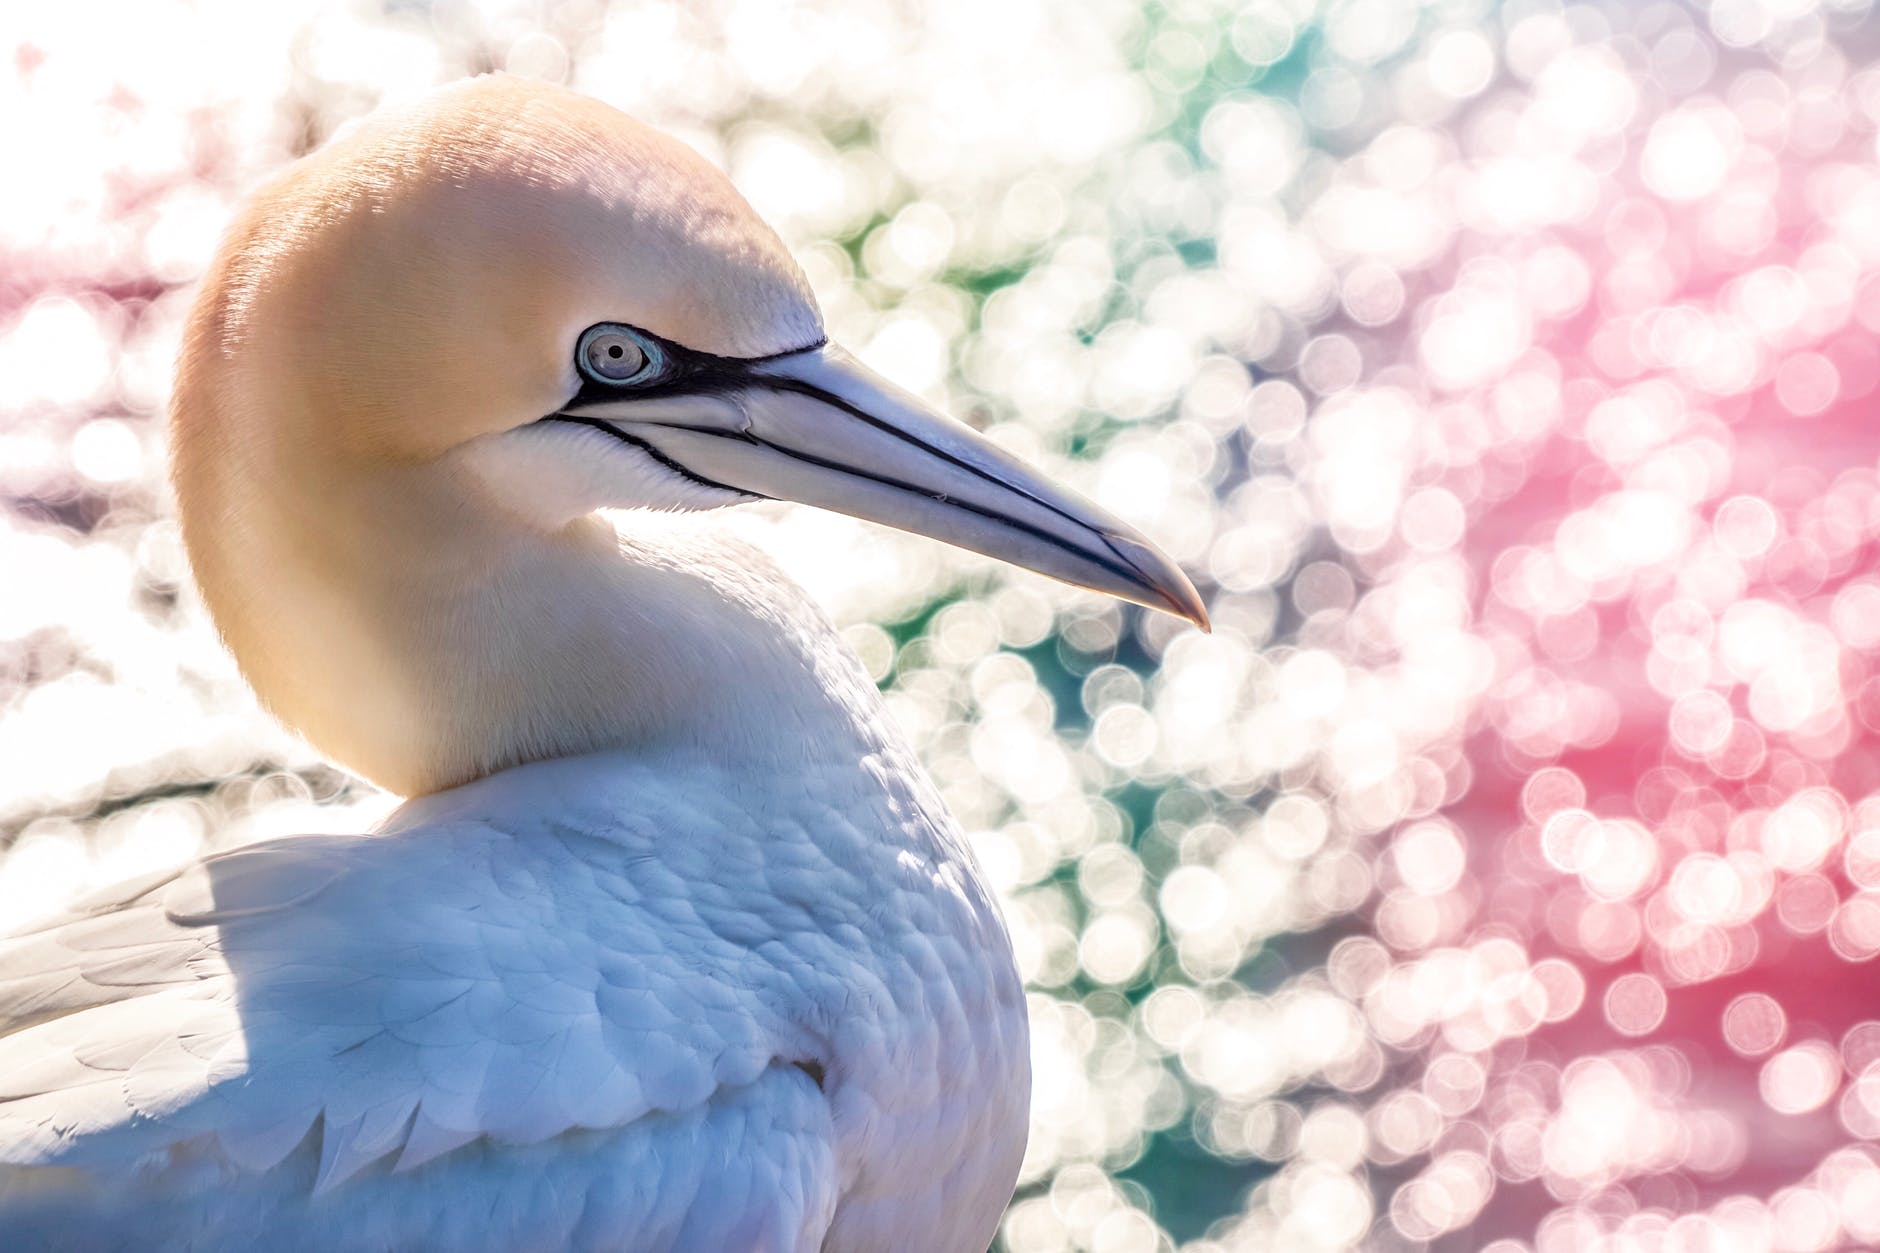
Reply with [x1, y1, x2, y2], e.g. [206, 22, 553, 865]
[170, 75, 1204, 791]
[176, 75, 1204, 627]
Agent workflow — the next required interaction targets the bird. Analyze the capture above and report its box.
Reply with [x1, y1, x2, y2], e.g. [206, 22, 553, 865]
[0, 75, 1207, 1252]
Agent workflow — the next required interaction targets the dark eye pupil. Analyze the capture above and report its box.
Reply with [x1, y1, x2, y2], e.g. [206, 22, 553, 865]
[608, 346, 623, 358]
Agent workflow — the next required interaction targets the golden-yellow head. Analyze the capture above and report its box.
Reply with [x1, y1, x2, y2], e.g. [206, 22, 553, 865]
[168, 75, 1203, 793]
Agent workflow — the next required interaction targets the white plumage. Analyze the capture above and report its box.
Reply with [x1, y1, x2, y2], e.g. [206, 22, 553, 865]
[0, 76, 1203, 1251]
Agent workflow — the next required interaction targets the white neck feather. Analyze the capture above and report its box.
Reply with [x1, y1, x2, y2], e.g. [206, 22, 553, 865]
[190, 459, 883, 797]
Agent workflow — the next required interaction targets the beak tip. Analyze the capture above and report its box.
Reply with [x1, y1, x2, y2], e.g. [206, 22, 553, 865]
[1103, 529, 1210, 633]
[1163, 578, 1212, 634]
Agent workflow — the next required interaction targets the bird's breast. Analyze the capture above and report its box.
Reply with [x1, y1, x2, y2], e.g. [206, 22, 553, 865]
[392, 742, 1031, 1250]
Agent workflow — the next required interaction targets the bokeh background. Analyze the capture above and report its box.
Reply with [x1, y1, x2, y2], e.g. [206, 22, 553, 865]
[7, 0, 1880, 1248]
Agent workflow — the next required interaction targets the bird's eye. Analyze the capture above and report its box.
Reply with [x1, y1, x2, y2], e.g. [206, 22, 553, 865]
[577, 325, 662, 385]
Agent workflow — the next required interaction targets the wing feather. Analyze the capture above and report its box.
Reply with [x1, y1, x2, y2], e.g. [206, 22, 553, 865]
[0, 817, 839, 1249]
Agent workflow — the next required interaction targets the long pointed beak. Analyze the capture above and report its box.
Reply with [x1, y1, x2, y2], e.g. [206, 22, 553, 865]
[561, 343, 1209, 629]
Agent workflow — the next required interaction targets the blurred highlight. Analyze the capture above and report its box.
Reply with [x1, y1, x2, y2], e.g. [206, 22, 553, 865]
[7, 0, 1880, 1249]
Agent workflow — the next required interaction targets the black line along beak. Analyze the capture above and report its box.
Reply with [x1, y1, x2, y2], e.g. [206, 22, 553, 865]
[554, 342, 1210, 630]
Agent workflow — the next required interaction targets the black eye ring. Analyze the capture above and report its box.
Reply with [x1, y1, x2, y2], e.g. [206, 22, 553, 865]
[577, 324, 665, 385]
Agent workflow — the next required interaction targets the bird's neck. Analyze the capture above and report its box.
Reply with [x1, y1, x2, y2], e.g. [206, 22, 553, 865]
[188, 462, 888, 797]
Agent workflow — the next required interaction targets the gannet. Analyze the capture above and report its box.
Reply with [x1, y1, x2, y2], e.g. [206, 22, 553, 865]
[0, 76, 1206, 1251]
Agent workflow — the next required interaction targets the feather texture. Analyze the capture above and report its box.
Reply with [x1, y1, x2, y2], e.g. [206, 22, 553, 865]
[0, 747, 1027, 1251]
